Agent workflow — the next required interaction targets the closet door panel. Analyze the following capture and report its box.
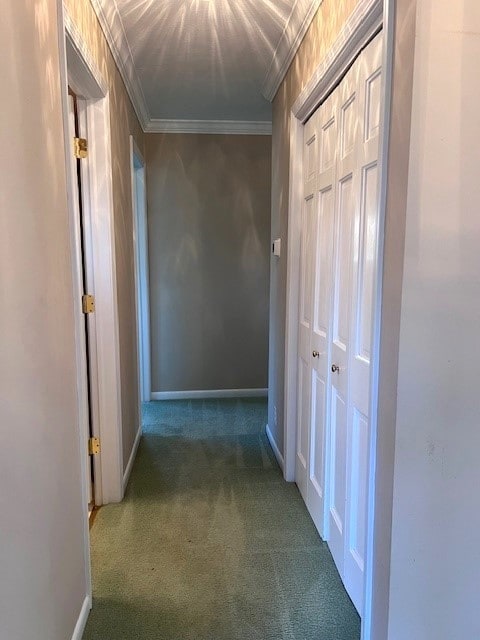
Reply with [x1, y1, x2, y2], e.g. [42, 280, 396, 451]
[344, 32, 383, 616]
[307, 95, 337, 537]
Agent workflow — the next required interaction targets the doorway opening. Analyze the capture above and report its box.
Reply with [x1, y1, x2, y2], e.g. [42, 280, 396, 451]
[130, 137, 151, 408]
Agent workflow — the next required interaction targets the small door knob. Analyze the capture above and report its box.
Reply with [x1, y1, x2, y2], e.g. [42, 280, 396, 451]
[331, 364, 340, 373]
[312, 350, 320, 358]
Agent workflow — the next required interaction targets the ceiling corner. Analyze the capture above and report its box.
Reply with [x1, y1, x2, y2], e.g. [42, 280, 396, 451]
[89, 0, 150, 130]
[262, 0, 323, 103]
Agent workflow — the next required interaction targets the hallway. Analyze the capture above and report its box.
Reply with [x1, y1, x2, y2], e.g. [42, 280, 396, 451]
[83, 399, 360, 639]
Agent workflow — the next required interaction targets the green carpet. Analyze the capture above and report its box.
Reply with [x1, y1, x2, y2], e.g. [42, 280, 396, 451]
[82, 398, 360, 640]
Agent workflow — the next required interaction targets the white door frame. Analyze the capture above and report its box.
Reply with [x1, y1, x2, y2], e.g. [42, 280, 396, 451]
[283, 0, 393, 637]
[130, 137, 152, 405]
[58, 5, 124, 518]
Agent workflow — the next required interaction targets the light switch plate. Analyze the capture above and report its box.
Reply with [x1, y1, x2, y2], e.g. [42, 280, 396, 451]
[273, 238, 281, 257]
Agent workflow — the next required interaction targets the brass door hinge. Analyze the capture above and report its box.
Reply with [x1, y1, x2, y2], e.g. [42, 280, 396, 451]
[82, 294, 95, 314]
[73, 137, 88, 159]
[88, 437, 101, 455]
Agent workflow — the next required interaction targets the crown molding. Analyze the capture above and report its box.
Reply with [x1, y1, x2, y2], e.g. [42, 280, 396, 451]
[292, 0, 383, 122]
[145, 119, 272, 135]
[262, 0, 323, 102]
[89, 0, 150, 129]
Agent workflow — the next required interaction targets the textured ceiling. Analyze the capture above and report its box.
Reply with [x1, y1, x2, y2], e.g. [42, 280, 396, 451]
[115, 0, 296, 122]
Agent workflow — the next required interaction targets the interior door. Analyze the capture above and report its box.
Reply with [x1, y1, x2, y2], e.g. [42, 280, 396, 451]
[343, 32, 383, 614]
[327, 61, 360, 577]
[67, 89, 96, 514]
[294, 31, 383, 619]
[295, 115, 318, 502]
[306, 92, 337, 538]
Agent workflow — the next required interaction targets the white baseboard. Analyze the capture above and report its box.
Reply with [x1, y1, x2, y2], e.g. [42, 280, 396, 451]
[265, 423, 284, 471]
[151, 388, 268, 401]
[71, 595, 91, 640]
[123, 425, 142, 492]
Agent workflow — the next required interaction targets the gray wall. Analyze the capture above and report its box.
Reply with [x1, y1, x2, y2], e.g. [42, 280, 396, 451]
[146, 133, 271, 392]
[0, 2, 88, 638]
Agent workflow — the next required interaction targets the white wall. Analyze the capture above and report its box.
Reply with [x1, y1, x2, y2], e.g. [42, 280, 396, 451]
[0, 2, 88, 638]
[388, 1, 480, 637]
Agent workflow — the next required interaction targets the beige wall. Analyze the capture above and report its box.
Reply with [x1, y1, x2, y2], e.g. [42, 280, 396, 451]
[268, 0, 361, 451]
[388, 1, 480, 637]
[146, 133, 271, 393]
[63, 0, 145, 469]
[0, 1, 87, 637]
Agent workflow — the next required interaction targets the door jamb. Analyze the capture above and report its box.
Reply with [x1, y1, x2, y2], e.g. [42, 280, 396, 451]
[58, 4, 124, 519]
[282, 0, 392, 637]
[130, 137, 152, 406]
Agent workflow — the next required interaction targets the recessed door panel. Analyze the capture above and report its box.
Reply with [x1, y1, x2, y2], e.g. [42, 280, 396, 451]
[328, 386, 347, 575]
[314, 187, 334, 338]
[365, 70, 382, 142]
[348, 409, 368, 570]
[300, 196, 315, 329]
[355, 162, 378, 365]
[305, 133, 317, 182]
[320, 116, 336, 172]
[297, 356, 310, 470]
[333, 176, 354, 354]
[310, 371, 326, 499]
[341, 95, 357, 158]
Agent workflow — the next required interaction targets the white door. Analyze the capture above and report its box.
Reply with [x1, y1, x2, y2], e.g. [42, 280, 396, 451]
[295, 115, 318, 502]
[295, 32, 383, 616]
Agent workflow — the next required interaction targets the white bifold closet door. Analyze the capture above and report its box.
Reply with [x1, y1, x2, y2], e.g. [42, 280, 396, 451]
[295, 32, 383, 616]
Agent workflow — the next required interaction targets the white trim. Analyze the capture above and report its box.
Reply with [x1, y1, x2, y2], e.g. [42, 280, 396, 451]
[130, 137, 151, 404]
[283, 112, 304, 483]
[71, 596, 91, 640]
[151, 389, 268, 401]
[62, 7, 124, 506]
[293, 0, 383, 122]
[362, 1, 395, 637]
[145, 119, 272, 135]
[265, 424, 284, 471]
[123, 425, 142, 492]
[88, 0, 150, 129]
[262, 0, 323, 102]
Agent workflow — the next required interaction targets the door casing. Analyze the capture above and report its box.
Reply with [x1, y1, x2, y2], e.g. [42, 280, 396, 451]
[58, 6, 125, 514]
[130, 137, 151, 406]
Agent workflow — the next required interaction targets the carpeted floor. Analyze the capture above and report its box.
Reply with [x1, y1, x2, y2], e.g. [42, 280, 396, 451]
[82, 398, 360, 640]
